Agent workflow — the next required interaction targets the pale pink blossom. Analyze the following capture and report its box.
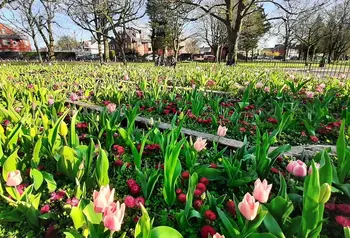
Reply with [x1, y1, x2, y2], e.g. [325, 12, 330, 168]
[286, 160, 307, 177]
[103, 201, 126, 232]
[70, 93, 79, 101]
[256, 82, 263, 89]
[106, 103, 116, 113]
[217, 125, 228, 137]
[238, 193, 259, 221]
[194, 137, 207, 152]
[6, 170, 22, 187]
[253, 179, 272, 203]
[213, 233, 225, 238]
[305, 91, 314, 99]
[93, 185, 115, 213]
[264, 86, 270, 93]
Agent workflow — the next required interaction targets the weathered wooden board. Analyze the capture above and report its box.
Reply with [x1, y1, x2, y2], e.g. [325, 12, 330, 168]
[67, 100, 336, 157]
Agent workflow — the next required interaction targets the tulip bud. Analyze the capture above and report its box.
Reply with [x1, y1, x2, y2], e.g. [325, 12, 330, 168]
[42, 114, 49, 130]
[319, 183, 331, 204]
[0, 125, 4, 135]
[30, 127, 36, 138]
[59, 121, 68, 137]
[179, 111, 184, 120]
[149, 117, 154, 126]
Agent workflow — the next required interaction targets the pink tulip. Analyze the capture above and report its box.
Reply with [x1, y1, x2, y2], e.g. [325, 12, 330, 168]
[103, 201, 126, 232]
[6, 170, 22, 187]
[253, 179, 272, 203]
[308, 163, 321, 175]
[305, 91, 314, 99]
[213, 233, 225, 238]
[106, 103, 116, 113]
[319, 83, 326, 89]
[93, 185, 115, 213]
[238, 193, 259, 221]
[194, 137, 207, 152]
[124, 73, 129, 81]
[70, 93, 79, 101]
[256, 82, 263, 89]
[264, 86, 270, 93]
[217, 125, 228, 137]
[286, 160, 307, 177]
[48, 98, 54, 105]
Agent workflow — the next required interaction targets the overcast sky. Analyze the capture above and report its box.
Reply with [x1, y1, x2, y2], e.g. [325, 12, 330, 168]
[0, 2, 279, 49]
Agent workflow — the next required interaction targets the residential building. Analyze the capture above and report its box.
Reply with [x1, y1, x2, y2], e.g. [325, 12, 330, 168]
[109, 29, 152, 56]
[81, 39, 104, 55]
[0, 23, 31, 52]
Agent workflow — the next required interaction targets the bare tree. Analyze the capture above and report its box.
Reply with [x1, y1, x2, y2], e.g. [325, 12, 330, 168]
[1, 0, 43, 62]
[320, 0, 350, 62]
[182, 0, 329, 65]
[0, 0, 16, 9]
[33, 0, 59, 61]
[184, 38, 200, 54]
[65, 0, 106, 62]
[197, 14, 226, 62]
[295, 14, 326, 65]
[65, 0, 145, 63]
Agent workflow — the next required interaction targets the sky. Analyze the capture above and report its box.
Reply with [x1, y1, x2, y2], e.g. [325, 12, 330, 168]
[0, 1, 279, 50]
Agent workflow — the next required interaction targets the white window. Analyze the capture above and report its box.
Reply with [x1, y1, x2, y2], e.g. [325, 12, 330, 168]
[3, 40, 10, 46]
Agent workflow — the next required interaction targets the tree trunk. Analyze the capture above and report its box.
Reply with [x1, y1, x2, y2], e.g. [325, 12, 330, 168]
[226, 22, 242, 66]
[47, 21, 55, 61]
[215, 45, 220, 63]
[305, 46, 311, 66]
[103, 35, 109, 62]
[97, 36, 103, 64]
[33, 37, 42, 63]
[245, 49, 248, 62]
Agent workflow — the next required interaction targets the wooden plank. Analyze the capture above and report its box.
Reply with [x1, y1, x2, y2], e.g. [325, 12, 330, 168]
[67, 100, 336, 157]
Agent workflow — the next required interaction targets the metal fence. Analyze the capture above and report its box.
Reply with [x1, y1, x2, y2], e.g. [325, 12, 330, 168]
[236, 60, 350, 78]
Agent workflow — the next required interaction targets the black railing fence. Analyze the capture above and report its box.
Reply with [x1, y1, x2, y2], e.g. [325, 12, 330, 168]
[236, 60, 350, 78]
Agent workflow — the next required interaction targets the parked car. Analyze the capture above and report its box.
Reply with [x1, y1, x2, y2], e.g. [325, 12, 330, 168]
[144, 54, 158, 61]
[204, 55, 216, 62]
[178, 53, 192, 61]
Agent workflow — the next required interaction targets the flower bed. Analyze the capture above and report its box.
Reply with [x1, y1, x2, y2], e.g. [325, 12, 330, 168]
[0, 63, 350, 237]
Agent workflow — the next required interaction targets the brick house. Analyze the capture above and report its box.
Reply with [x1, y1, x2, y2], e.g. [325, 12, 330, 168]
[0, 23, 31, 53]
[109, 29, 152, 56]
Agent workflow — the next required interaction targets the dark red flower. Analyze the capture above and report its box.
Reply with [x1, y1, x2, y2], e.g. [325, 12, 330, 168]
[193, 199, 203, 210]
[114, 159, 124, 167]
[335, 216, 350, 227]
[163, 109, 170, 115]
[133, 216, 140, 223]
[336, 204, 350, 215]
[267, 117, 278, 124]
[209, 163, 217, 168]
[127, 179, 137, 188]
[182, 171, 190, 179]
[177, 193, 187, 203]
[113, 145, 125, 156]
[240, 127, 247, 133]
[301, 131, 307, 137]
[130, 184, 140, 195]
[40, 204, 50, 214]
[176, 188, 183, 195]
[45, 225, 58, 238]
[194, 189, 202, 197]
[277, 156, 283, 163]
[325, 203, 336, 211]
[50, 190, 66, 201]
[135, 197, 145, 207]
[196, 183, 207, 193]
[66, 197, 79, 207]
[125, 195, 135, 208]
[204, 210, 217, 221]
[310, 136, 319, 143]
[199, 177, 209, 186]
[226, 200, 236, 216]
[76, 122, 88, 129]
[201, 225, 216, 238]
